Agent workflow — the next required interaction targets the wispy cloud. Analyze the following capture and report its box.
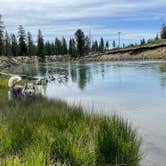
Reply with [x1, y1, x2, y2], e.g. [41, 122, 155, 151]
[0, 0, 166, 43]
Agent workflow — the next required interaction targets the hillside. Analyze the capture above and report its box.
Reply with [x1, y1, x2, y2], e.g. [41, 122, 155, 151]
[84, 39, 166, 61]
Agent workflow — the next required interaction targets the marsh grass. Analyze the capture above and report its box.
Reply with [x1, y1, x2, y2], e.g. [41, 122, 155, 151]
[0, 76, 142, 166]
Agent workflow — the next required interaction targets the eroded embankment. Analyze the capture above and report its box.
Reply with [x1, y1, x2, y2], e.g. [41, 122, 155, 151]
[83, 43, 166, 61]
[1, 43, 166, 65]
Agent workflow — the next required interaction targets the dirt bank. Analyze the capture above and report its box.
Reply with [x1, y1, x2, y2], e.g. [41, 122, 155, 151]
[1, 43, 166, 65]
[83, 44, 166, 61]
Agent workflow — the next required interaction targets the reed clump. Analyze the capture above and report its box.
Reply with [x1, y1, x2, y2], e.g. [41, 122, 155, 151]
[0, 76, 142, 166]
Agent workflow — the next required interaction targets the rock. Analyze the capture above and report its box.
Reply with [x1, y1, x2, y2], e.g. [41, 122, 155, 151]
[0, 56, 19, 69]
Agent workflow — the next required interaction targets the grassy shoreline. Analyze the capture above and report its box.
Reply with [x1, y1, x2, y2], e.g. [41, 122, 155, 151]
[0, 76, 142, 166]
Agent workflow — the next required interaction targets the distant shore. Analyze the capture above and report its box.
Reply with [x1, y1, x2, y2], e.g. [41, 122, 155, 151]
[1, 43, 166, 68]
[82, 43, 166, 61]
[17, 43, 166, 63]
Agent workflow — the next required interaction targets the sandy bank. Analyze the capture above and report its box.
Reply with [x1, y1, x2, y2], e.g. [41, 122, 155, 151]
[83, 44, 166, 61]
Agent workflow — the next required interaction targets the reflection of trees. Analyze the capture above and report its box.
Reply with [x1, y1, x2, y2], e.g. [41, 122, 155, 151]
[159, 63, 166, 88]
[100, 63, 105, 79]
[70, 62, 91, 90]
[159, 63, 166, 73]
[9, 61, 110, 90]
[70, 64, 77, 82]
[38, 64, 47, 76]
[78, 65, 91, 90]
[8, 63, 39, 76]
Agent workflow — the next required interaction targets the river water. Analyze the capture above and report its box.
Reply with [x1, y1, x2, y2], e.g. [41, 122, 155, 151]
[4, 60, 166, 166]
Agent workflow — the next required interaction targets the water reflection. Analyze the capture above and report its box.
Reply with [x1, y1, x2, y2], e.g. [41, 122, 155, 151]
[159, 63, 166, 88]
[4, 61, 166, 92]
[70, 63, 77, 82]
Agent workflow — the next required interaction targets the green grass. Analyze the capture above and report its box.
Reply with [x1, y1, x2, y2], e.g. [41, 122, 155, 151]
[123, 39, 166, 49]
[142, 39, 166, 46]
[0, 76, 142, 166]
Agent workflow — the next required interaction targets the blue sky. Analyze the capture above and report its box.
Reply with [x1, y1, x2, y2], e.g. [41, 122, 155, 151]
[1, 0, 166, 45]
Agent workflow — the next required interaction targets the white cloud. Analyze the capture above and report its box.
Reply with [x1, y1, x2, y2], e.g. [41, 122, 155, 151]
[0, 0, 165, 42]
[1, 0, 166, 23]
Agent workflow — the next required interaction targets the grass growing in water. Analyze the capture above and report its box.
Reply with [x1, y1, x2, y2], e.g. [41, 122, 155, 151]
[0, 76, 142, 166]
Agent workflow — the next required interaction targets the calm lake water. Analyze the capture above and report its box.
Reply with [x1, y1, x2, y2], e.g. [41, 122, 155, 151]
[4, 60, 166, 166]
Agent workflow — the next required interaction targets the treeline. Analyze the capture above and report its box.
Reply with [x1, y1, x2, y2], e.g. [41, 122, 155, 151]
[128, 24, 166, 48]
[0, 16, 110, 59]
[1, 14, 166, 58]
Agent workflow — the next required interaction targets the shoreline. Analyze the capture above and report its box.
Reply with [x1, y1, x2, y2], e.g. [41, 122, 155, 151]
[20, 43, 166, 63]
[0, 76, 141, 165]
[83, 43, 166, 61]
[1, 43, 166, 66]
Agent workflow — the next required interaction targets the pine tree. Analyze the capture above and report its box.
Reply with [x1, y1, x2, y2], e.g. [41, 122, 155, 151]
[155, 34, 159, 41]
[51, 43, 55, 55]
[62, 37, 67, 55]
[11, 34, 18, 57]
[37, 29, 45, 60]
[27, 32, 34, 56]
[45, 41, 52, 55]
[18, 25, 27, 56]
[55, 38, 62, 55]
[140, 38, 146, 45]
[112, 40, 116, 49]
[94, 40, 99, 52]
[4, 30, 11, 56]
[0, 15, 4, 56]
[105, 41, 109, 51]
[92, 40, 99, 52]
[75, 29, 85, 57]
[99, 37, 104, 52]
[84, 36, 91, 55]
[161, 24, 166, 39]
[91, 41, 95, 52]
[69, 38, 76, 57]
